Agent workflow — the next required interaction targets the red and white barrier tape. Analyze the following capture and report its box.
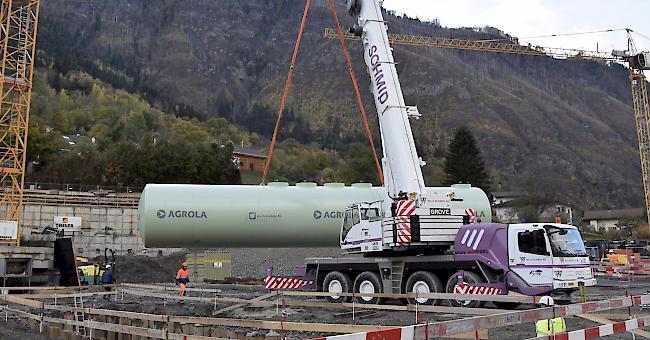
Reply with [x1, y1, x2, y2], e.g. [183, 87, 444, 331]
[264, 276, 313, 290]
[312, 325, 415, 340]
[528, 316, 649, 340]
[308, 294, 650, 340]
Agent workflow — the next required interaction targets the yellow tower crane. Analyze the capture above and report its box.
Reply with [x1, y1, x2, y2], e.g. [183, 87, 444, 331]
[324, 27, 650, 227]
[0, 0, 41, 246]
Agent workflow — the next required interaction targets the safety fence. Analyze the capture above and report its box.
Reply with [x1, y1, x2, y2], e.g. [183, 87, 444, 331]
[123, 282, 542, 304]
[2, 284, 650, 339]
[528, 316, 649, 340]
[592, 249, 650, 278]
[309, 294, 650, 339]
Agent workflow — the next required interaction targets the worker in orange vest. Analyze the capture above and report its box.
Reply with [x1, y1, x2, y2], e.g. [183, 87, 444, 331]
[176, 262, 190, 299]
[554, 215, 562, 224]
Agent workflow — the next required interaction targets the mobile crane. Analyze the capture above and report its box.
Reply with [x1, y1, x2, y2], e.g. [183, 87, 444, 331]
[260, 0, 596, 307]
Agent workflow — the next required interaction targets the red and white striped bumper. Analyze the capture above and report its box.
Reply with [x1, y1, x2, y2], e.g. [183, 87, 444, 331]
[454, 283, 502, 295]
[264, 276, 314, 290]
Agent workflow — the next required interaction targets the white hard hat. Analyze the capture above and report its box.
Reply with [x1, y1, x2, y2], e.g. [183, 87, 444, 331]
[105, 264, 111, 269]
[539, 296, 554, 306]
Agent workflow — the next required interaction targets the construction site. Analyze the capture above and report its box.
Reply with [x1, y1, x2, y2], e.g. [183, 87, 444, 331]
[2, 0, 650, 339]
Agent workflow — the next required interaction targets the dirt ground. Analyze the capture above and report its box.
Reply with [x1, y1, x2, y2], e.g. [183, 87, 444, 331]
[54, 277, 650, 339]
[5, 251, 650, 339]
[109, 248, 343, 283]
[0, 319, 51, 340]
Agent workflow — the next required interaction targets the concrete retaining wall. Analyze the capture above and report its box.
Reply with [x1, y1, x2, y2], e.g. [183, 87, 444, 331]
[9, 190, 181, 257]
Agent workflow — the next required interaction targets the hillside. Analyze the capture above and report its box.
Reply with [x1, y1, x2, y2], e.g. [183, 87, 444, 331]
[35, 0, 643, 210]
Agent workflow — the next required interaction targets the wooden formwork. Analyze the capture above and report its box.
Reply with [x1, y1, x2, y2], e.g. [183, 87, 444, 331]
[2, 284, 650, 339]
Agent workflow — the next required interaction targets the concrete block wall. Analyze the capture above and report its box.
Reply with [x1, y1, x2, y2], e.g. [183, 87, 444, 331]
[10, 191, 182, 257]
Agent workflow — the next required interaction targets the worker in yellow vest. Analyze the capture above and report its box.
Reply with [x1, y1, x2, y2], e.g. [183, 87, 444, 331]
[536, 296, 566, 337]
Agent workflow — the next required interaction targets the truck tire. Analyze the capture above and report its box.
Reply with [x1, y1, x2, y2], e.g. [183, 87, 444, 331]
[445, 271, 486, 308]
[405, 271, 443, 305]
[322, 271, 353, 303]
[353, 271, 383, 304]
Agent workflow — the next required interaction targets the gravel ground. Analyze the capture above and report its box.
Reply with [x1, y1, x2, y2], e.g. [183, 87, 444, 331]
[108, 248, 342, 283]
[216, 247, 342, 278]
[0, 319, 50, 340]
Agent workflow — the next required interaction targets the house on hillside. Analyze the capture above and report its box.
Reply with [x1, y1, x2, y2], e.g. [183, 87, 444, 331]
[60, 134, 96, 151]
[582, 208, 645, 232]
[491, 191, 573, 224]
[233, 147, 267, 174]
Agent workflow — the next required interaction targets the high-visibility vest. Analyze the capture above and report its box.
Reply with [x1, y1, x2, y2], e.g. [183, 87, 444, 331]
[536, 317, 566, 336]
[176, 268, 189, 279]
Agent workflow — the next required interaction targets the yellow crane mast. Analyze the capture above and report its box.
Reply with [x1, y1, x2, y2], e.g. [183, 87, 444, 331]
[325, 27, 650, 227]
[0, 0, 40, 246]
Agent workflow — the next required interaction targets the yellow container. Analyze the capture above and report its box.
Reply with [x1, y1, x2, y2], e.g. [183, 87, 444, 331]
[185, 250, 232, 282]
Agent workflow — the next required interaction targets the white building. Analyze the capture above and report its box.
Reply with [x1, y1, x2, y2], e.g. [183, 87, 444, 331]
[582, 208, 645, 232]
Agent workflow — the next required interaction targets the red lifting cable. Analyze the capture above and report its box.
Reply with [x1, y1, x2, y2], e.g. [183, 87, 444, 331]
[327, 0, 384, 184]
[262, 0, 312, 184]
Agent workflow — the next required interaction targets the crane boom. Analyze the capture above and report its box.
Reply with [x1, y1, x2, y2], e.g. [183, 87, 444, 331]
[324, 28, 618, 62]
[346, 0, 426, 200]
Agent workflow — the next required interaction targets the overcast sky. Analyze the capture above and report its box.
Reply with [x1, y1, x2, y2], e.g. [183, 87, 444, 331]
[381, 0, 650, 54]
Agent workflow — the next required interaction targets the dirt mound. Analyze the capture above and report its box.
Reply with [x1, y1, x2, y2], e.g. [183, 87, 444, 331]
[110, 252, 185, 283]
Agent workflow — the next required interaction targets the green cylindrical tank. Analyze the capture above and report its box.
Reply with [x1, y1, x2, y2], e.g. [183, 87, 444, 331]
[138, 183, 491, 248]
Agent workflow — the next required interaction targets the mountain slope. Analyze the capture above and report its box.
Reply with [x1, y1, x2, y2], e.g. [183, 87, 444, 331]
[37, 0, 643, 209]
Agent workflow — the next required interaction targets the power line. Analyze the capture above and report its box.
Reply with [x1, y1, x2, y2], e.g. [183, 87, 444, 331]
[631, 30, 650, 42]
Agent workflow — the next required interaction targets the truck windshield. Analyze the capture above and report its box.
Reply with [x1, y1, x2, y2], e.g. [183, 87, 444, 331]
[544, 226, 587, 257]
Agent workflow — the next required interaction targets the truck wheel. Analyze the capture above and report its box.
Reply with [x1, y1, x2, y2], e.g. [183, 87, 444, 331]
[353, 271, 383, 304]
[405, 271, 443, 305]
[322, 271, 352, 303]
[446, 271, 486, 308]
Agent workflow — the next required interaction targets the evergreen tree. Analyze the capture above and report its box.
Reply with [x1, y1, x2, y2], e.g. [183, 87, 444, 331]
[443, 126, 491, 193]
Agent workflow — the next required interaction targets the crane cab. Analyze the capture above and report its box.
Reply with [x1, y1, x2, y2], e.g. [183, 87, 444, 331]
[340, 202, 383, 252]
[631, 52, 650, 70]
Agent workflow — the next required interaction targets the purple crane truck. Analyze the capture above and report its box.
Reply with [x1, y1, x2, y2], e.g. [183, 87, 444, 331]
[266, 222, 595, 308]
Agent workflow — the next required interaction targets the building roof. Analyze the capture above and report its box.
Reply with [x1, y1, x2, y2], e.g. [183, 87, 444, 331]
[493, 200, 572, 209]
[233, 147, 267, 159]
[491, 191, 524, 198]
[583, 208, 645, 221]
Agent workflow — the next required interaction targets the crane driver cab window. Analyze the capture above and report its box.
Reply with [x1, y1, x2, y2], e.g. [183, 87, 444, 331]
[361, 207, 381, 221]
[342, 207, 361, 240]
[518, 229, 549, 256]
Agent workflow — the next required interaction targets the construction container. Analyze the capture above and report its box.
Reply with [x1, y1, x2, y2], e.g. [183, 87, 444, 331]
[185, 250, 231, 282]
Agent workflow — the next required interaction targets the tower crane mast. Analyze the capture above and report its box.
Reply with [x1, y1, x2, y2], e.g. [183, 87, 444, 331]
[0, 0, 40, 246]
